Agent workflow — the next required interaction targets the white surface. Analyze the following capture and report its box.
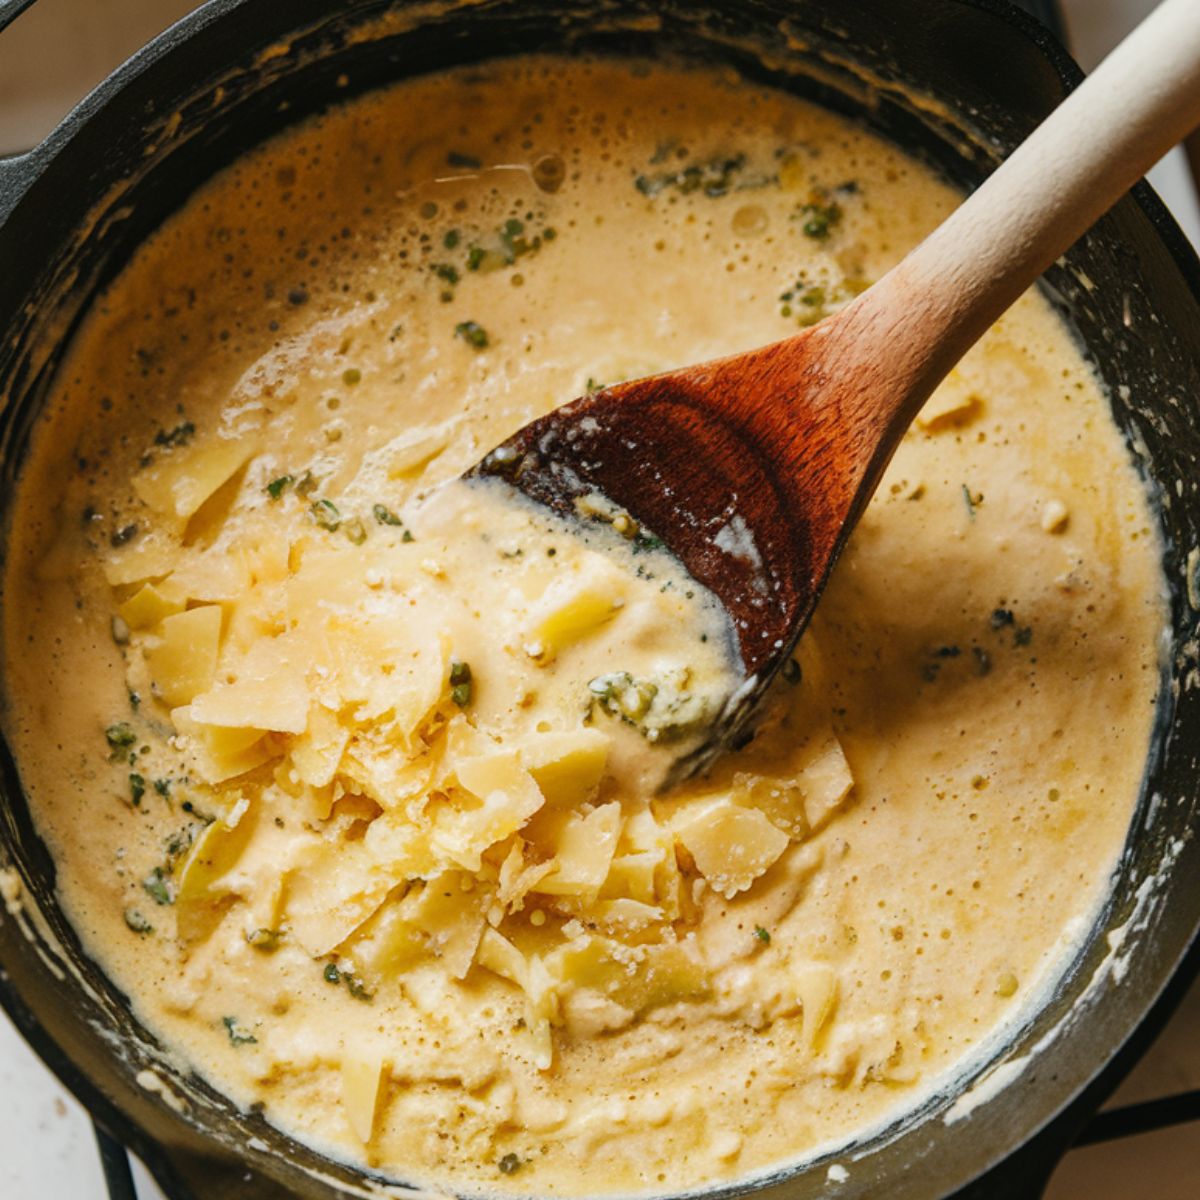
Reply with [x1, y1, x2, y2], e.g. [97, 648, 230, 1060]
[1, 2, 1198, 1198]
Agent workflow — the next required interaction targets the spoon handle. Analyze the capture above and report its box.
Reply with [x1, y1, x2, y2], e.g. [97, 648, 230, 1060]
[843, 0, 1200, 425]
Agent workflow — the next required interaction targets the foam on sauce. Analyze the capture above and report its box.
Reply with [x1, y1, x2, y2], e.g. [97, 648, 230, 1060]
[0, 58, 1165, 1195]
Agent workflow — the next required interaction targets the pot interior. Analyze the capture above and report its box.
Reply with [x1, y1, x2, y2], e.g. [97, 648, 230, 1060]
[0, 3, 1198, 1199]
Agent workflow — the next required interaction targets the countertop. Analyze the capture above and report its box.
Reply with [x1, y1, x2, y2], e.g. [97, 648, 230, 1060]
[0, 1, 1197, 1197]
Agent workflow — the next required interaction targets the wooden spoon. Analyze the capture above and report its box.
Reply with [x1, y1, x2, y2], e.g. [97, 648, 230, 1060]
[469, 0, 1200, 782]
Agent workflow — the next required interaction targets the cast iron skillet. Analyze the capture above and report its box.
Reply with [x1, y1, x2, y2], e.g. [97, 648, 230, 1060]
[0, 2, 1198, 1198]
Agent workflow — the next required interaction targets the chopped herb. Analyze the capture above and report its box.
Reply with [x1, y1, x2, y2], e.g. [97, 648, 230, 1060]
[287, 287, 309, 306]
[433, 262, 460, 286]
[962, 484, 978, 520]
[402, 529, 415, 543]
[798, 200, 842, 239]
[1014, 626, 1033, 647]
[343, 972, 374, 1003]
[466, 245, 487, 272]
[154, 421, 196, 449]
[123, 909, 154, 935]
[373, 503, 404, 526]
[631, 532, 664, 554]
[343, 516, 367, 546]
[128, 689, 141, 710]
[443, 229, 461, 249]
[129, 773, 146, 807]
[110, 523, 138, 548]
[634, 153, 747, 199]
[990, 608, 1014, 629]
[935, 645, 961, 658]
[310, 498, 341, 531]
[754, 926, 771, 944]
[163, 825, 197, 867]
[447, 151, 482, 169]
[342, 367, 362, 386]
[153, 777, 172, 801]
[450, 659, 473, 707]
[324, 963, 341, 984]
[498, 1153, 522, 1176]
[111, 615, 131, 646]
[245, 928, 283, 952]
[779, 276, 851, 327]
[455, 320, 489, 349]
[143, 868, 172, 907]
[106, 723, 137, 755]
[294, 469, 318, 497]
[781, 658, 802, 686]
[222, 1016, 258, 1046]
[265, 474, 294, 500]
[589, 671, 656, 723]
[585, 377, 605, 394]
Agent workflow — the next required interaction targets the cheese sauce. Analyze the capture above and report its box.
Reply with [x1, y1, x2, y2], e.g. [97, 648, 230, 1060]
[1, 58, 1165, 1195]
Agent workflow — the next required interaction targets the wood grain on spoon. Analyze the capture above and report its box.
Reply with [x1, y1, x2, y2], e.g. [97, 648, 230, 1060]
[470, 0, 1200, 779]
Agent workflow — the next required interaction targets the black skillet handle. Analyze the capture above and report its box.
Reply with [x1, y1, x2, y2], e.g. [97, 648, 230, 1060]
[0, 0, 40, 34]
[0, 0, 46, 223]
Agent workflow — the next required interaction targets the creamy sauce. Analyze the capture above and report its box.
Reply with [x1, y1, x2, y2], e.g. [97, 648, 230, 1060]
[0, 58, 1165, 1195]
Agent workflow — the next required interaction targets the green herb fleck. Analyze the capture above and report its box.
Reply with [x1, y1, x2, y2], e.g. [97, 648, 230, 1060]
[631, 532, 664, 554]
[455, 320, 489, 349]
[635, 153, 747, 199]
[265, 474, 294, 500]
[106, 723, 137, 755]
[324, 963, 341, 984]
[310, 498, 341, 531]
[443, 229, 461, 250]
[962, 484, 978, 520]
[798, 200, 842, 239]
[222, 1016, 258, 1046]
[129, 773, 146, 807]
[143, 868, 172, 907]
[373, 503, 403, 526]
[754, 926, 771, 944]
[433, 262, 460, 286]
[450, 659, 473, 708]
[246, 928, 283, 952]
[343, 516, 367, 546]
[343, 972, 374, 1003]
[153, 778, 172, 802]
[123, 909, 154, 935]
[295, 470, 318, 497]
[467, 245, 487, 272]
[498, 1153, 522, 1176]
[154, 421, 196, 449]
